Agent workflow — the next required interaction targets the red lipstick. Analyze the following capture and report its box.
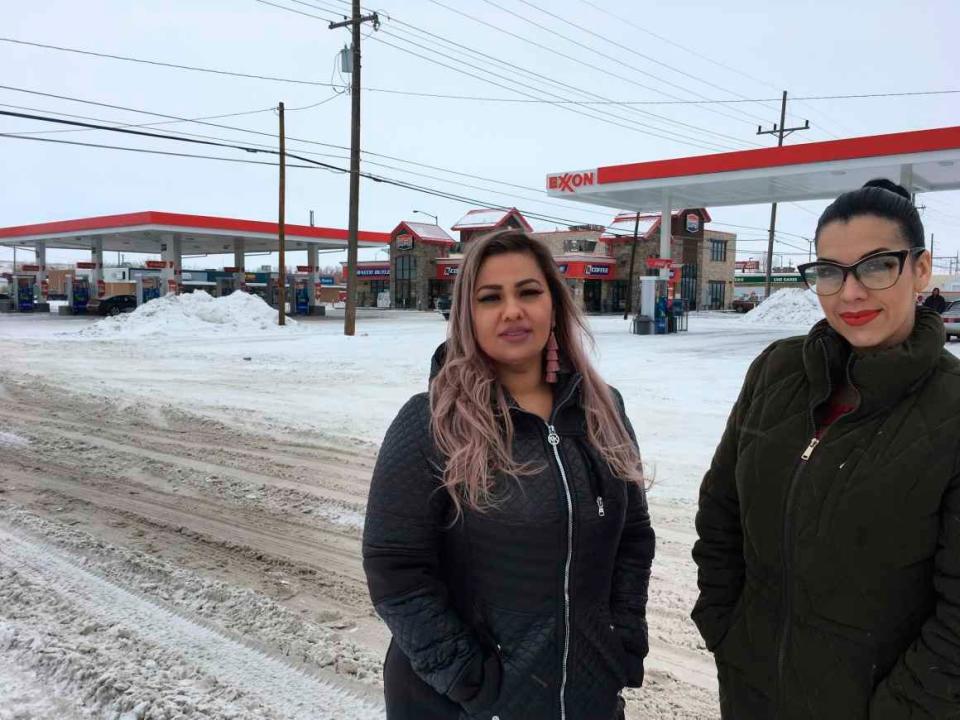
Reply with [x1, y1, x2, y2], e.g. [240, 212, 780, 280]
[839, 310, 881, 327]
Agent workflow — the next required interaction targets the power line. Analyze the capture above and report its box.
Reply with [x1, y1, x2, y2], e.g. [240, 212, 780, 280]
[0, 113, 814, 253]
[2, 36, 954, 107]
[416, 0, 764, 149]
[0, 134, 323, 168]
[0, 84, 588, 204]
[258, 0, 743, 151]
[478, 0, 771, 128]
[570, 0, 846, 140]
[0, 102, 607, 219]
[369, 29, 739, 152]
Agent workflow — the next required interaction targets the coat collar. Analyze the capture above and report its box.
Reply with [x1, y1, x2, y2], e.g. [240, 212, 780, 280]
[802, 307, 945, 419]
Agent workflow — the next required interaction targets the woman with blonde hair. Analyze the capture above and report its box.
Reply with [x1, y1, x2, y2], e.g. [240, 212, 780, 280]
[363, 229, 655, 719]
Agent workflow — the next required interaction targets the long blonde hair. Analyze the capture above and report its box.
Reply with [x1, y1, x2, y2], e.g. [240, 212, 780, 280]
[429, 229, 644, 514]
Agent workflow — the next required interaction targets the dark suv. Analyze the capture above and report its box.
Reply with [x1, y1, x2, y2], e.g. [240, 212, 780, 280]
[88, 294, 138, 316]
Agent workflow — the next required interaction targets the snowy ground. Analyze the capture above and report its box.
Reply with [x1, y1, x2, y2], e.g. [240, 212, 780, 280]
[1, 304, 957, 719]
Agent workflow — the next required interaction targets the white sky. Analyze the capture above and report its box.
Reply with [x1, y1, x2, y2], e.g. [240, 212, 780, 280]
[2, 0, 959, 272]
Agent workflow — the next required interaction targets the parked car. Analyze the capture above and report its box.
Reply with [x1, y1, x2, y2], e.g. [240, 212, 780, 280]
[87, 294, 138, 316]
[944, 300, 960, 342]
[731, 295, 761, 313]
[436, 294, 452, 321]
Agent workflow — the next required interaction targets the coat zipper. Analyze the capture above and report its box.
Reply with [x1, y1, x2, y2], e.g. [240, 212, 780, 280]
[776, 343, 859, 711]
[542, 376, 581, 720]
[776, 435, 819, 711]
[547, 422, 573, 720]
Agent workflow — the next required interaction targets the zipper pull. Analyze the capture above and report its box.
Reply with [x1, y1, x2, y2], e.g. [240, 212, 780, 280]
[596, 496, 605, 517]
[800, 437, 820, 461]
[547, 424, 560, 446]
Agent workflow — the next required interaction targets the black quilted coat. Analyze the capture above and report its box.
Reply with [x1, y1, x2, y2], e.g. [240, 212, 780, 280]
[363, 349, 655, 720]
[693, 308, 960, 719]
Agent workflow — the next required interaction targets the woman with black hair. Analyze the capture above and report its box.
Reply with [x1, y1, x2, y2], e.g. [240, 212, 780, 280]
[692, 179, 960, 718]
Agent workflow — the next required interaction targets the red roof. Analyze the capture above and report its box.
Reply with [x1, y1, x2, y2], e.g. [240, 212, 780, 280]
[0, 211, 391, 245]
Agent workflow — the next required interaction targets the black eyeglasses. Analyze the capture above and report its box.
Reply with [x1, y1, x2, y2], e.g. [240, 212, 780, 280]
[797, 248, 925, 296]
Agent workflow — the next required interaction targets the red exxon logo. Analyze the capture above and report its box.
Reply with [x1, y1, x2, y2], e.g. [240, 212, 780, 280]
[548, 171, 595, 193]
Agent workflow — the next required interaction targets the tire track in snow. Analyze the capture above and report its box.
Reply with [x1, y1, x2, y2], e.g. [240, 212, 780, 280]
[0, 527, 384, 720]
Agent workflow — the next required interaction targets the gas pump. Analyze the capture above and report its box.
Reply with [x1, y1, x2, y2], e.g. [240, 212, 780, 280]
[653, 280, 670, 334]
[14, 274, 37, 312]
[64, 275, 91, 314]
[136, 276, 161, 306]
[266, 274, 281, 308]
[292, 278, 310, 315]
[216, 276, 237, 297]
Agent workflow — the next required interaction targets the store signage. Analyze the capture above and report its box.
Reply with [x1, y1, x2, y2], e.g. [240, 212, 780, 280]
[145, 260, 169, 269]
[357, 267, 390, 278]
[76, 262, 98, 269]
[735, 260, 761, 271]
[443, 266, 459, 277]
[21, 264, 40, 272]
[296, 265, 316, 273]
[548, 170, 596, 193]
[584, 264, 610, 276]
[223, 266, 241, 273]
[686, 213, 700, 233]
[645, 258, 677, 269]
[319, 276, 335, 286]
[737, 274, 802, 286]
[395, 233, 414, 250]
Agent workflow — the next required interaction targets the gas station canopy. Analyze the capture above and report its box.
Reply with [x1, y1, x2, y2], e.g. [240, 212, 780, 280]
[0, 211, 391, 254]
[546, 126, 960, 211]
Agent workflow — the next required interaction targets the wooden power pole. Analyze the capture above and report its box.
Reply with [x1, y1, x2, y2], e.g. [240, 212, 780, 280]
[278, 101, 286, 327]
[758, 91, 809, 299]
[330, 3, 379, 336]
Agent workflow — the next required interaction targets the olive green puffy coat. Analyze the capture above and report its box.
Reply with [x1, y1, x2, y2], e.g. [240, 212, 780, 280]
[693, 308, 960, 719]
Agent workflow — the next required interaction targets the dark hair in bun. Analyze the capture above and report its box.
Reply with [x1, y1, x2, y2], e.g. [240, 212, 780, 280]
[814, 178, 925, 248]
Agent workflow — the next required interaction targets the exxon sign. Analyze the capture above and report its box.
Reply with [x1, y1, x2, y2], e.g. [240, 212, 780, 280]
[547, 170, 597, 193]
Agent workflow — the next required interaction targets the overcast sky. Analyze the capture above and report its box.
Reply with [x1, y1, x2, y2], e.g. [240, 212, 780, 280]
[2, 0, 959, 272]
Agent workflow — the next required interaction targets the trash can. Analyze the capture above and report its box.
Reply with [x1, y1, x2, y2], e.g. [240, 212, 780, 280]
[632, 315, 654, 335]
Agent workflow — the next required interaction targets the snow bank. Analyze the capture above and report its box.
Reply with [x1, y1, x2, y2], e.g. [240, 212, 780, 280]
[77, 291, 299, 338]
[743, 288, 825, 327]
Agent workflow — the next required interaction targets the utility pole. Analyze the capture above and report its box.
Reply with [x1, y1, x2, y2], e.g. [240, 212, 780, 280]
[330, 3, 379, 337]
[757, 91, 809, 299]
[278, 101, 286, 327]
[623, 211, 641, 319]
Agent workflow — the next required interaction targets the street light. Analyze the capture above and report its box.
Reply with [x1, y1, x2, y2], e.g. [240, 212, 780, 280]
[412, 209, 438, 225]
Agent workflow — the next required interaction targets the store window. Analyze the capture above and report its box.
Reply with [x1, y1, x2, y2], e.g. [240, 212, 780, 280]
[710, 240, 727, 262]
[394, 254, 417, 309]
[708, 280, 726, 309]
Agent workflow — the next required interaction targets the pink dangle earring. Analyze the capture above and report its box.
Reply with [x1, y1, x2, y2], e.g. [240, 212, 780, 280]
[545, 328, 560, 384]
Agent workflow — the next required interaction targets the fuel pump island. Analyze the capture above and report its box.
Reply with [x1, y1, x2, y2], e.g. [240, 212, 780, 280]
[0, 211, 390, 315]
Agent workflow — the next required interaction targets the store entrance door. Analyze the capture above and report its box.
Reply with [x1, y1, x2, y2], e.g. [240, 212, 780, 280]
[583, 280, 602, 313]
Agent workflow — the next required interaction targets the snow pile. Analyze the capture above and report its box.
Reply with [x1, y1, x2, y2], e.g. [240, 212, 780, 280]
[78, 291, 299, 338]
[743, 288, 825, 327]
